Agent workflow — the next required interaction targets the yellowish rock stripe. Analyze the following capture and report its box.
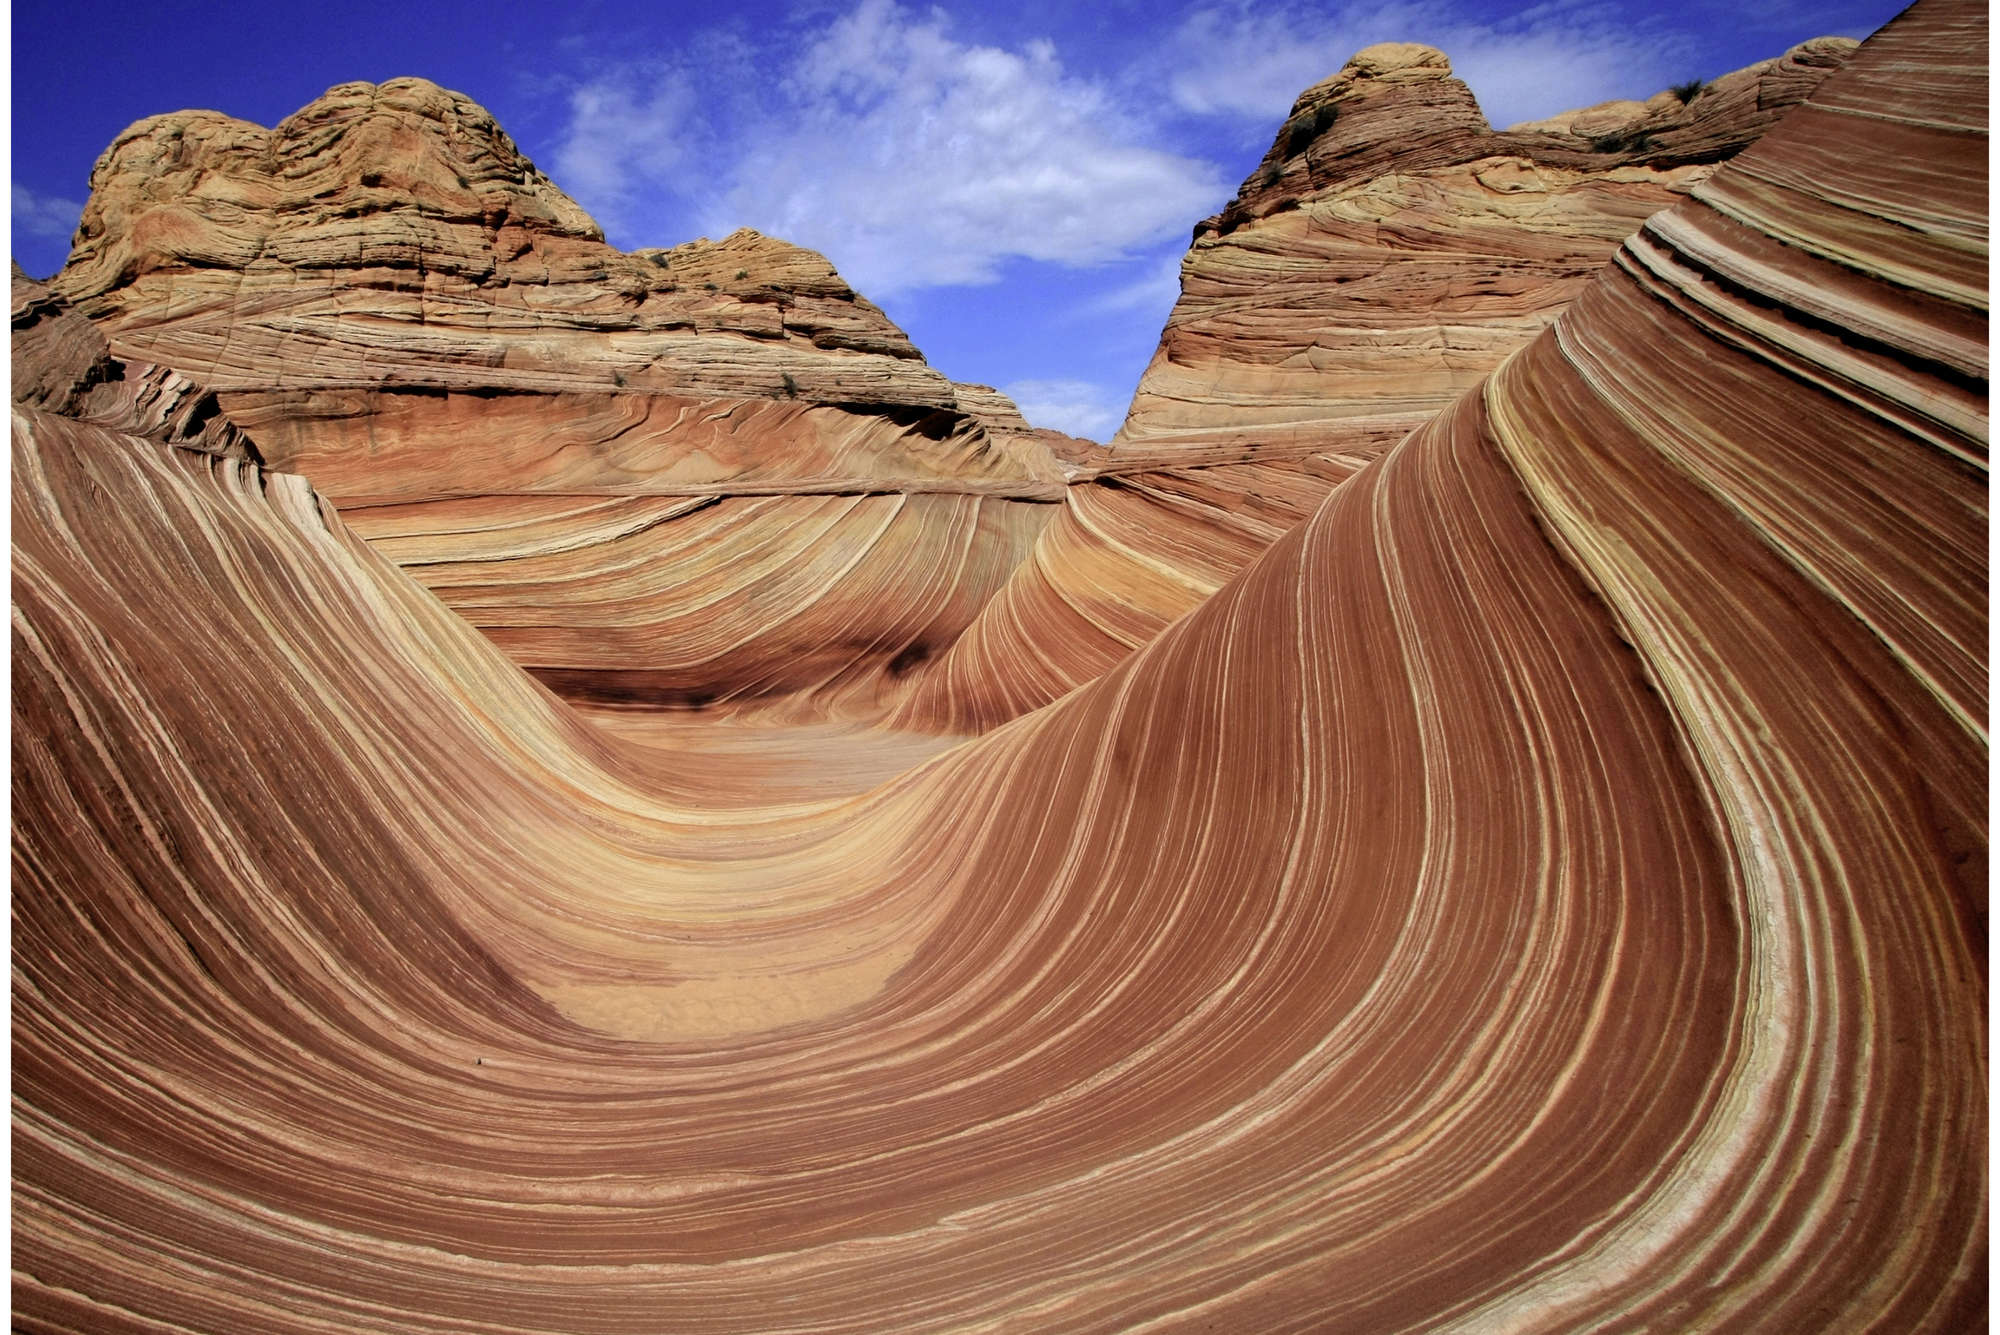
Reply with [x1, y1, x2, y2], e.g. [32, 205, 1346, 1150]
[11, 3, 1985, 1330]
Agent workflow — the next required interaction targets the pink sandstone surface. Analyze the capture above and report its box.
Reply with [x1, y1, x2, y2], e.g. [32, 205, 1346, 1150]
[891, 35, 1860, 732]
[11, 1, 1987, 1329]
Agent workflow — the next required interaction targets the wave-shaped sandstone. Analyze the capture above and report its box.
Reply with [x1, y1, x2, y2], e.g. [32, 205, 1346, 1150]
[890, 36, 1859, 733]
[33, 75, 1071, 711]
[11, 1, 1987, 1330]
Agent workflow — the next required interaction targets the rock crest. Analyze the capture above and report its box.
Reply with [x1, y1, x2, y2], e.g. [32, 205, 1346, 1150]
[47, 76, 1062, 497]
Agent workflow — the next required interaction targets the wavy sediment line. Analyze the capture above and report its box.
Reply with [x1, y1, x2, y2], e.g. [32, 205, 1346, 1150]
[11, 1, 1985, 1329]
[886, 35, 1864, 739]
[890, 456, 1362, 731]
[341, 487, 1055, 715]
[12, 390, 1745, 1327]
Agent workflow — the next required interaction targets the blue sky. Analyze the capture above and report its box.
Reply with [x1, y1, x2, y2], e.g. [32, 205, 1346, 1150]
[11, 0, 1902, 438]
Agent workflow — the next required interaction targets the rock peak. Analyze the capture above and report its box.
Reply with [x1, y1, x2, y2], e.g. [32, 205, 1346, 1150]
[1206, 33, 1858, 240]
[268, 76, 535, 173]
[1286, 42, 1457, 121]
[58, 75, 606, 307]
[1343, 42, 1452, 79]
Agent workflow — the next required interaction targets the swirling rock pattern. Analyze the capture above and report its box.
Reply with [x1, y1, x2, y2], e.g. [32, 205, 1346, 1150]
[35, 76, 1077, 705]
[889, 451, 1367, 731]
[888, 37, 1862, 734]
[11, 4, 1987, 1332]
[342, 488, 1054, 714]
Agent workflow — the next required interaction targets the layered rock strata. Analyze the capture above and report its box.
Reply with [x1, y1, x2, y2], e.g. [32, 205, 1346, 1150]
[13, 3, 1984, 1330]
[889, 451, 1368, 731]
[36, 77, 1068, 709]
[1113, 34, 1860, 462]
[893, 39, 1858, 732]
[49, 79, 1063, 494]
[31, 47, 1855, 726]
[12, 264, 255, 458]
[344, 488, 1052, 711]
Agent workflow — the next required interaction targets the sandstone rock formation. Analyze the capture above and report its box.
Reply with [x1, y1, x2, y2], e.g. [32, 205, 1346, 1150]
[12, 264, 255, 458]
[31, 46, 1856, 726]
[12, 3, 1986, 1330]
[346, 488, 1052, 711]
[1116, 34, 1859, 462]
[50, 79, 1062, 494]
[890, 37, 1858, 732]
[37, 76, 1075, 709]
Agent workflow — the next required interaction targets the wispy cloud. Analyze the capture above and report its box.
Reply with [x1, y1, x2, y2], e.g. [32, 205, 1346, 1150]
[544, 0, 1714, 299]
[1003, 377, 1127, 440]
[1449, 25, 1691, 128]
[1078, 249, 1185, 320]
[1164, 4, 1387, 121]
[1158, 1, 1691, 133]
[530, 0, 1743, 411]
[551, 74, 695, 216]
[713, 0, 1224, 295]
[13, 183, 84, 242]
[552, 0, 1225, 297]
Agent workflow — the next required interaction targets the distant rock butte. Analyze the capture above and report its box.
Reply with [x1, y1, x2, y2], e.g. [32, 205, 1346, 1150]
[49, 77, 1065, 499]
[35, 77, 1078, 709]
[1113, 35, 1860, 463]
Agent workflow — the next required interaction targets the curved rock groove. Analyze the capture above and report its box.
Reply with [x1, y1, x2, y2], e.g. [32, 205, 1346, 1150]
[11, 2, 1986, 1330]
[888, 33, 1863, 735]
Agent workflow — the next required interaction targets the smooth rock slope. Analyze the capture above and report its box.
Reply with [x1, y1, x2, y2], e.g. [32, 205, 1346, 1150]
[12, 1, 1987, 1329]
[891, 36, 1857, 732]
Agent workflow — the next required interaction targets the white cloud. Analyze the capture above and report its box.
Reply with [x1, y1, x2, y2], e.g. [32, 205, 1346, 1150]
[551, 72, 695, 226]
[1165, 5, 1391, 121]
[1078, 249, 1185, 320]
[13, 183, 84, 241]
[1003, 377, 1126, 440]
[1159, 1, 1689, 135]
[1451, 29, 1685, 128]
[711, 0, 1226, 295]
[553, 0, 1227, 298]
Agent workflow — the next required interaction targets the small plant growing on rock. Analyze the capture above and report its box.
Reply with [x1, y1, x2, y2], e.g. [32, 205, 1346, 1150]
[704, 281, 719, 291]
[1670, 78, 1706, 105]
[1280, 104, 1338, 158]
[734, 269, 748, 280]
[780, 373, 799, 398]
[1589, 130, 1650, 154]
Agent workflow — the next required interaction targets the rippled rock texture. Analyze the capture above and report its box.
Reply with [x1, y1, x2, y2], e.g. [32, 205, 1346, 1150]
[12, 1, 1988, 1329]
[893, 36, 1859, 732]
[39, 75, 1068, 709]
